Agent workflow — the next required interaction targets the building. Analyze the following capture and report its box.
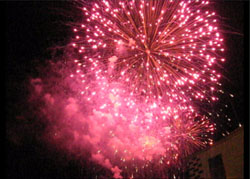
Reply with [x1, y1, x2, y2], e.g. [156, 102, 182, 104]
[186, 126, 244, 179]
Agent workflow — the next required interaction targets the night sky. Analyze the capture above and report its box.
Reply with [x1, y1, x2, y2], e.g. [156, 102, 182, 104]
[5, 1, 248, 179]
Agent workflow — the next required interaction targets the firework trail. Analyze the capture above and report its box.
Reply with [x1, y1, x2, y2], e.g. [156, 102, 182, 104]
[31, 0, 225, 178]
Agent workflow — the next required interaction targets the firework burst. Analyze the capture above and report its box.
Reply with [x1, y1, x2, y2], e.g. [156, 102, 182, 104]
[72, 0, 224, 102]
[35, 0, 226, 178]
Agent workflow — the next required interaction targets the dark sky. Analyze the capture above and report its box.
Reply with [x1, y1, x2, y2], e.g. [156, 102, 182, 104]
[5, 1, 248, 179]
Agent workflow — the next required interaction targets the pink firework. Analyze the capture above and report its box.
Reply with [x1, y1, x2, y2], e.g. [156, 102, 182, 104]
[38, 0, 224, 178]
[72, 0, 224, 103]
